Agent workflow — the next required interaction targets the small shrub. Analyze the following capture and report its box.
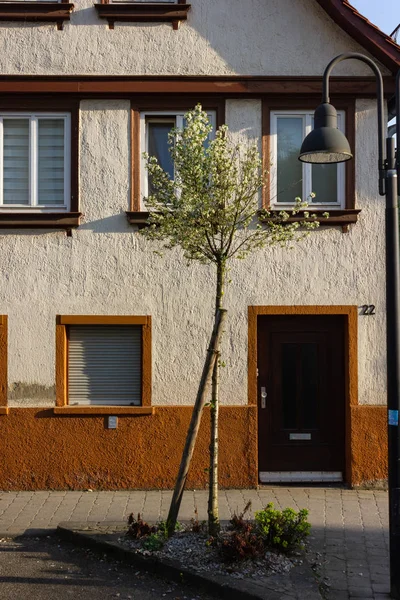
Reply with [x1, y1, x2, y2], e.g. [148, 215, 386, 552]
[255, 503, 311, 553]
[142, 533, 165, 551]
[218, 523, 264, 562]
[228, 500, 252, 532]
[157, 519, 183, 536]
[190, 506, 206, 533]
[127, 513, 157, 539]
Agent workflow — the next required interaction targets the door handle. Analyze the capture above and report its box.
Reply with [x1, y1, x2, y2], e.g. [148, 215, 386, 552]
[261, 387, 267, 409]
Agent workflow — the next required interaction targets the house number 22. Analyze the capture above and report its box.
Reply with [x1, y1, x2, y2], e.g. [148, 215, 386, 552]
[360, 304, 376, 316]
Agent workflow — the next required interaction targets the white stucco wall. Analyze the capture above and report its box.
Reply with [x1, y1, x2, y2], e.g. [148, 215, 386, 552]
[0, 98, 386, 408]
[0, 0, 389, 76]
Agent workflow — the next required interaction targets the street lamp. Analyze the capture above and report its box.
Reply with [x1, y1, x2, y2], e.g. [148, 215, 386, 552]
[298, 52, 400, 599]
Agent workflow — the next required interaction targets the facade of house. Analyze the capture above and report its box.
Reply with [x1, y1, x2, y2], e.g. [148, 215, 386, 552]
[0, 0, 399, 490]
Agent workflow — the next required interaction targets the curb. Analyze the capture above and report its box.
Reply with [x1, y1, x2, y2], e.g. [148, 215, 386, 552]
[57, 523, 323, 600]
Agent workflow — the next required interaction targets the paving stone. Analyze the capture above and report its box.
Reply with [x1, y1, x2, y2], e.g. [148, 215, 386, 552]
[348, 586, 374, 597]
[372, 583, 391, 593]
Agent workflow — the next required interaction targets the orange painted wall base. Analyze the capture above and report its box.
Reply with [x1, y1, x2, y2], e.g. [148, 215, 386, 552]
[349, 405, 388, 486]
[0, 404, 387, 490]
[0, 406, 258, 490]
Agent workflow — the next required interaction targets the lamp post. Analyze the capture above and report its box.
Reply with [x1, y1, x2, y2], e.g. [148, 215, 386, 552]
[298, 53, 400, 599]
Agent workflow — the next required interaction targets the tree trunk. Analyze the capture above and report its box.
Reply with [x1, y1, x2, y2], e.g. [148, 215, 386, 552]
[207, 259, 226, 535]
[166, 308, 227, 537]
[208, 351, 220, 536]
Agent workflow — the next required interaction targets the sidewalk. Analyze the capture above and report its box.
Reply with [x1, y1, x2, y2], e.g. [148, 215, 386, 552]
[0, 487, 390, 599]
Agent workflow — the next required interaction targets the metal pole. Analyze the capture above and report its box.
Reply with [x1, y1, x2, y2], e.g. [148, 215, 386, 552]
[386, 135, 400, 600]
[321, 54, 400, 598]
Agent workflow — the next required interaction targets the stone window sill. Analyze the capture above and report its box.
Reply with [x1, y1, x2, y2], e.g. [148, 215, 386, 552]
[94, 2, 190, 30]
[0, 212, 82, 229]
[0, 2, 74, 30]
[54, 406, 154, 415]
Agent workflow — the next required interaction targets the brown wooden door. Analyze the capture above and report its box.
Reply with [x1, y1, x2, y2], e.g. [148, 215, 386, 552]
[257, 315, 345, 475]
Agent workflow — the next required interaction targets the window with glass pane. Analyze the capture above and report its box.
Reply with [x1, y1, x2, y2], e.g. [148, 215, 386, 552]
[141, 110, 216, 202]
[271, 110, 345, 209]
[0, 113, 69, 210]
[147, 119, 175, 196]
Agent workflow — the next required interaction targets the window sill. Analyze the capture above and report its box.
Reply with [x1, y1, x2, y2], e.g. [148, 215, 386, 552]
[0, 2, 74, 30]
[127, 209, 361, 232]
[126, 210, 151, 228]
[94, 2, 191, 30]
[0, 407, 9, 416]
[259, 209, 361, 232]
[54, 406, 154, 415]
[0, 212, 82, 229]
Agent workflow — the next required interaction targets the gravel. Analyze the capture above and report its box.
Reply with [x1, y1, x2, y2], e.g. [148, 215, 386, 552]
[119, 530, 301, 581]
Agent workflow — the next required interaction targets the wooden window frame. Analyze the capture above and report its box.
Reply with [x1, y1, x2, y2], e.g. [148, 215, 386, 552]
[55, 315, 153, 415]
[94, 0, 190, 30]
[0, 112, 71, 211]
[0, 315, 8, 414]
[262, 98, 359, 231]
[0, 0, 73, 31]
[127, 97, 225, 227]
[0, 98, 80, 230]
[270, 109, 346, 210]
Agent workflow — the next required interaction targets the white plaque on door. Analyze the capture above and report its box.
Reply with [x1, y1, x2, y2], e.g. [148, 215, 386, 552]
[289, 433, 311, 440]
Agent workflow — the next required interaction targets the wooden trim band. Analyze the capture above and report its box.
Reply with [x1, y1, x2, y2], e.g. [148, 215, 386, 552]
[0, 2, 74, 30]
[0, 316, 7, 408]
[54, 406, 154, 415]
[0, 407, 9, 415]
[94, 2, 190, 30]
[59, 315, 150, 325]
[259, 209, 361, 226]
[0, 76, 394, 97]
[0, 212, 81, 229]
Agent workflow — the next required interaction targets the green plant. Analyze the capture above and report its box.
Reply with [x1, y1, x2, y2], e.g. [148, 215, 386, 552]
[127, 513, 157, 539]
[156, 519, 182, 537]
[142, 533, 165, 551]
[255, 503, 311, 553]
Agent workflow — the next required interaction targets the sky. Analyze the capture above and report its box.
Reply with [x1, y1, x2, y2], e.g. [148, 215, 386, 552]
[349, 0, 400, 37]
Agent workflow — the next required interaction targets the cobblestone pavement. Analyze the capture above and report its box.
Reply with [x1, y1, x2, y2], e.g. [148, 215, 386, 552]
[0, 487, 390, 599]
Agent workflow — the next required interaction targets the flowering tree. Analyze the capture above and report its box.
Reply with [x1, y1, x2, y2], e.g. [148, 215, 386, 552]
[140, 105, 319, 536]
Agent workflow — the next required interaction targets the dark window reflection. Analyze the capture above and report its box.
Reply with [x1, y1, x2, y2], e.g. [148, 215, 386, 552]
[148, 121, 174, 195]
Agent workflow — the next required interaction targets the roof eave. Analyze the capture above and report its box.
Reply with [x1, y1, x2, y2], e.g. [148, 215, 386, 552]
[315, 0, 400, 74]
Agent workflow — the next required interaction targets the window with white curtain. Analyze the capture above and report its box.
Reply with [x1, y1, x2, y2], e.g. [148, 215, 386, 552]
[140, 110, 216, 199]
[270, 110, 345, 210]
[0, 113, 70, 211]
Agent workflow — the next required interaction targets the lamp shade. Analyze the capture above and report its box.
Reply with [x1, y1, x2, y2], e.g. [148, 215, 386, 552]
[299, 102, 353, 164]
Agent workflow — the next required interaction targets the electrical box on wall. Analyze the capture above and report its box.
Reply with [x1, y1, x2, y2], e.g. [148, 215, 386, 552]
[108, 416, 118, 429]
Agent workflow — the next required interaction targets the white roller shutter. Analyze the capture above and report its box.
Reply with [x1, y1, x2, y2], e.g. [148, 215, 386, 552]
[68, 325, 142, 406]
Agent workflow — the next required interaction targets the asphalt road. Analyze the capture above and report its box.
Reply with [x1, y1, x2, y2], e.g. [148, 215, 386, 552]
[0, 535, 219, 600]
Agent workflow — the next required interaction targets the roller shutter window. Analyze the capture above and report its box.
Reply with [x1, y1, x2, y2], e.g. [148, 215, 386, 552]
[68, 325, 142, 406]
